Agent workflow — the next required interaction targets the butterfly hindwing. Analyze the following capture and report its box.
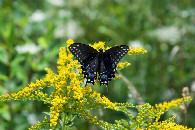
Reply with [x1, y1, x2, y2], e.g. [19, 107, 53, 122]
[98, 60, 112, 92]
[82, 56, 98, 85]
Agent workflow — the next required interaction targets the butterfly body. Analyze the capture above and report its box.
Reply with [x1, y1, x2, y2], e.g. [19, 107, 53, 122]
[68, 43, 129, 91]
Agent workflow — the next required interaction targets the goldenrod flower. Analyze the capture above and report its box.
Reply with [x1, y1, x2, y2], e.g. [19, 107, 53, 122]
[89, 41, 105, 51]
[1, 39, 193, 130]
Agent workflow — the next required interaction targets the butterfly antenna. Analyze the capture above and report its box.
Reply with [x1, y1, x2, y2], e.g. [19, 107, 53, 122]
[108, 39, 111, 42]
[92, 40, 95, 43]
[85, 83, 87, 88]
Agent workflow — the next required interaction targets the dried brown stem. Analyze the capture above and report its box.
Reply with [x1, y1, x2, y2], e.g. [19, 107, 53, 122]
[119, 72, 145, 105]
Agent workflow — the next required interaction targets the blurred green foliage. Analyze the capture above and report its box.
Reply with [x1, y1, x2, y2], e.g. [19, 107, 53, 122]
[0, 0, 194, 129]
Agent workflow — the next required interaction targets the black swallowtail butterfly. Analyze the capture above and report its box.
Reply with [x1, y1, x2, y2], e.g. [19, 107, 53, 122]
[68, 43, 129, 92]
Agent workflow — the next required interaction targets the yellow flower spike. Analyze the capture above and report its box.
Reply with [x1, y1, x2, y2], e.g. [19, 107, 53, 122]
[114, 107, 118, 111]
[70, 72, 76, 78]
[67, 53, 74, 62]
[117, 61, 131, 69]
[128, 46, 147, 54]
[29, 82, 35, 88]
[155, 97, 191, 112]
[105, 46, 111, 50]
[66, 39, 74, 47]
[89, 41, 105, 51]
[44, 68, 55, 83]
[86, 86, 92, 93]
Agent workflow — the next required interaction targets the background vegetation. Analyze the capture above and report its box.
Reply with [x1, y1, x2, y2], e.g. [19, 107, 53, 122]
[0, 0, 194, 129]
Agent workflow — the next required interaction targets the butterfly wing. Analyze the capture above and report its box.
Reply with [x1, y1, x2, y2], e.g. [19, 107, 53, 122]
[68, 43, 98, 66]
[103, 45, 130, 68]
[68, 43, 98, 85]
[98, 45, 129, 91]
[81, 56, 98, 85]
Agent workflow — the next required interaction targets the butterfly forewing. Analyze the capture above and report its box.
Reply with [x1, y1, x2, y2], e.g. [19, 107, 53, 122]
[68, 43, 98, 66]
[104, 45, 129, 67]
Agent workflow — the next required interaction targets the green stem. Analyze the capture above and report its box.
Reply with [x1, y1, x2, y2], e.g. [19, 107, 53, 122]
[62, 112, 68, 130]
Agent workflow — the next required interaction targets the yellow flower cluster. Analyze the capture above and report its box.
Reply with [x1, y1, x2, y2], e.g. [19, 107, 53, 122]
[66, 39, 74, 47]
[155, 96, 192, 111]
[135, 97, 192, 130]
[88, 40, 147, 55]
[149, 122, 195, 130]
[89, 41, 105, 51]
[29, 116, 49, 130]
[0, 94, 11, 100]
[90, 91, 118, 111]
[128, 47, 147, 54]
[0, 79, 46, 101]
[117, 61, 131, 69]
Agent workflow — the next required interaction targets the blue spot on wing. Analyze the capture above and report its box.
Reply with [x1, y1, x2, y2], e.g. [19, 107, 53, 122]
[82, 65, 97, 86]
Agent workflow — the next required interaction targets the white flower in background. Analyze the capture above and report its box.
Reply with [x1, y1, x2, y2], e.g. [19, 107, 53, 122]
[54, 25, 67, 38]
[54, 20, 84, 39]
[128, 40, 143, 48]
[22, 111, 37, 125]
[29, 10, 46, 22]
[27, 114, 37, 125]
[66, 21, 84, 39]
[154, 26, 181, 44]
[47, 0, 65, 6]
[181, 9, 194, 18]
[68, 0, 84, 7]
[81, 9, 97, 20]
[58, 10, 72, 18]
[15, 43, 41, 54]
[181, 10, 190, 18]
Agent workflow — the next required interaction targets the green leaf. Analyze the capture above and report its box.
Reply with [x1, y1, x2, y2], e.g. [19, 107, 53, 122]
[38, 37, 48, 49]
[0, 46, 8, 64]
[36, 59, 49, 71]
[0, 105, 11, 121]
[0, 74, 9, 81]
[3, 22, 14, 47]
[10, 55, 28, 83]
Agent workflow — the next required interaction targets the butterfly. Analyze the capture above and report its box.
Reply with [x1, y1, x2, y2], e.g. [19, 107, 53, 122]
[68, 43, 129, 92]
